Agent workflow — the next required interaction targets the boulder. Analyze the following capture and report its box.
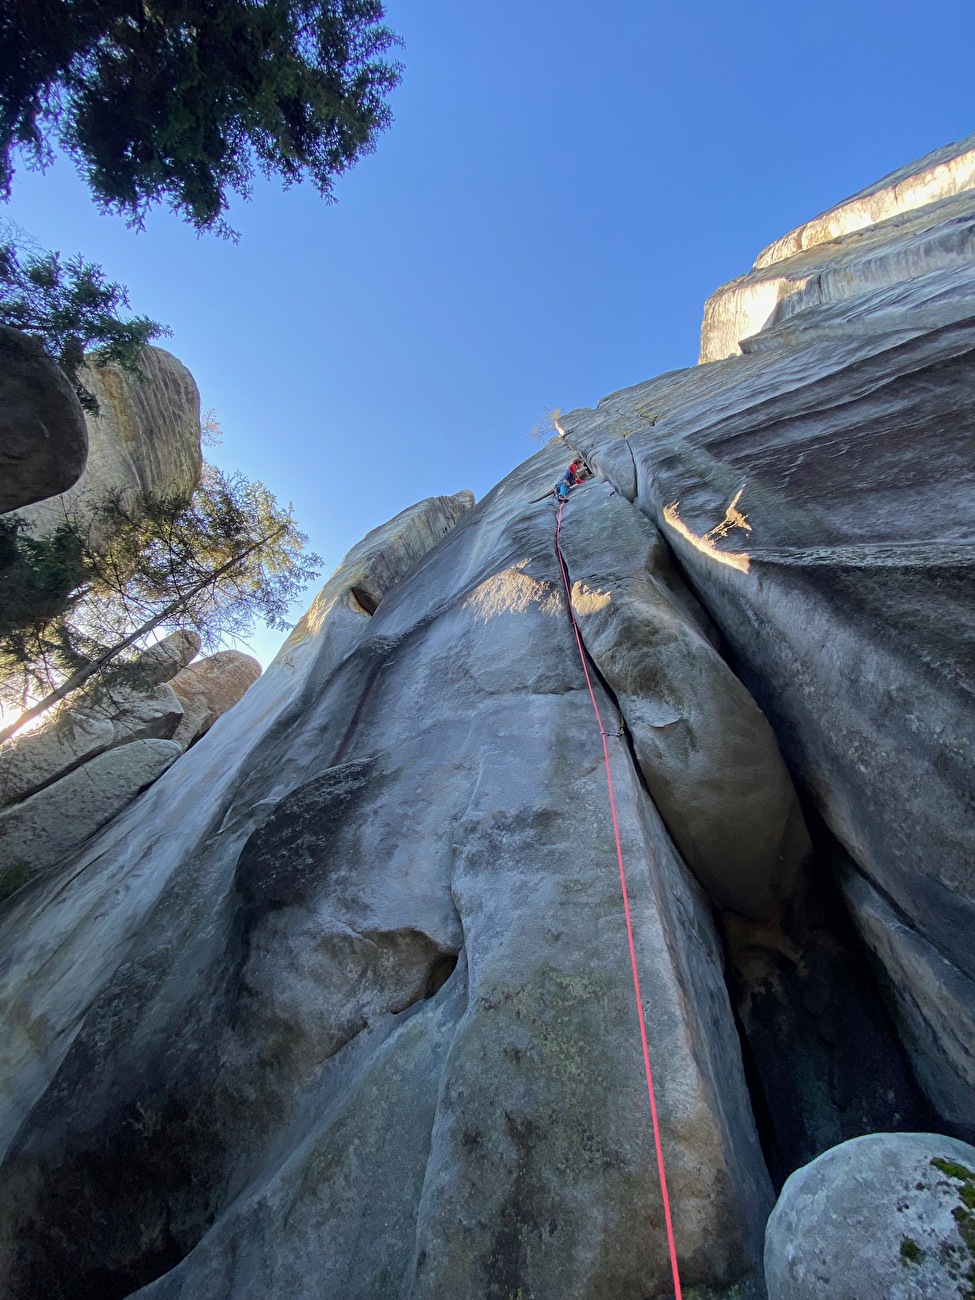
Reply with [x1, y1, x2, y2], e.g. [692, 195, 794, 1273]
[0, 325, 87, 514]
[98, 682, 185, 745]
[70, 634, 200, 744]
[14, 346, 202, 545]
[764, 1132, 975, 1299]
[0, 739, 182, 899]
[138, 629, 202, 685]
[0, 714, 114, 810]
[558, 484, 811, 920]
[170, 650, 262, 749]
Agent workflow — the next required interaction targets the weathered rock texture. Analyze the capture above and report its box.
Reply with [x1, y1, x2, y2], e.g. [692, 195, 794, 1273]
[0, 713, 114, 810]
[563, 132, 975, 1149]
[0, 633, 256, 900]
[700, 132, 975, 362]
[0, 739, 182, 892]
[0, 139, 970, 1300]
[15, 346, 202, 542]
[169, 650, 262, 749]
[0, 480, 778, 1299]
[765, 1132, 975, 1299]
[0, 325, 88, 513]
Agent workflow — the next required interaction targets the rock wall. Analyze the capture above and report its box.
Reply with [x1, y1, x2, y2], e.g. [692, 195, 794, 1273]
[0, 634, 262, 900]
[564, 133, 975, 1148]
[14, 346, 202, 541]
[0, 325, 88, 514]
[0, 140, 972, 1300]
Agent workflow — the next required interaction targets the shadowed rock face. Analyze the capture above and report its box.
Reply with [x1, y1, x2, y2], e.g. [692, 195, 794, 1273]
[0, 325, 88, 513]
[563, 154, 975, 1143]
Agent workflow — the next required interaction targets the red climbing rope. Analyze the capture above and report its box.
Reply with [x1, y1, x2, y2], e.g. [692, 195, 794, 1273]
[554, 498, 684, 1300]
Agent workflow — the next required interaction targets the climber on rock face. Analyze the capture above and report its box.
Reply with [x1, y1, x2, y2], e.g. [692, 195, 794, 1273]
[555, 459, 591, 502]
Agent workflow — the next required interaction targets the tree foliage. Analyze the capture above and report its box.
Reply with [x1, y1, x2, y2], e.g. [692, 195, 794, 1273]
[1, 0, 402, 233]
[0, 238, 168, 410]
[0, 464, 322, 738]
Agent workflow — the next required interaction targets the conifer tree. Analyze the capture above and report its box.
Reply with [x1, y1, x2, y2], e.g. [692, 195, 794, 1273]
[0, 465, 322, 741]
[0, 237, 168, 410]
[0, 0, 402, 234]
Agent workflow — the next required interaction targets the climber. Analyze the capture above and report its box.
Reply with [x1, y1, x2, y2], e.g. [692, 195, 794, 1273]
[554, 459, 591, 502]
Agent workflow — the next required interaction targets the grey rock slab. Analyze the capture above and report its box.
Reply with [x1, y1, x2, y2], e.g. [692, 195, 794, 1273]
[169, 650, 261, 749]
[0, 325, 87, 513]
[0, 713, 114, 809]
[77, 681, 185, 745]
[0, 489, 473, 1173]
[838, 861, 975, 1140]
[0, 473, 770, 1299]
[764, 1132, 975, 1299]
[130, 978, 466, 1300]
[0, 739, 182, 895]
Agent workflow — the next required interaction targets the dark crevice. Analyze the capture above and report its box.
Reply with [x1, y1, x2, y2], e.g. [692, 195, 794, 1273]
[348, 585, 379, 616]
[424, 951, 459, 999]
[557, 506, 932, 1192]
[716, 803, 934, 1191]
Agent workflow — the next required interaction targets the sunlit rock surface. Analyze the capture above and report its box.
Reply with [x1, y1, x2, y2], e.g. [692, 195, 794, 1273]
[700, 132, 975, 362]
[15, 346, 202, 542]
[170, 650, 262, 749]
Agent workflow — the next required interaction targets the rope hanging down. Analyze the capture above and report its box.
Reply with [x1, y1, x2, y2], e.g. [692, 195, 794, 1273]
[554, 499, 684, 1300]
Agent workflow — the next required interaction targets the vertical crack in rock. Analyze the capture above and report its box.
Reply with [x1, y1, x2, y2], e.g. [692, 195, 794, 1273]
[559, 480, 932, 1192]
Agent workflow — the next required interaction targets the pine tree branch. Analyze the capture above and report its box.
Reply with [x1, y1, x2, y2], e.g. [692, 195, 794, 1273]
[0, 523, 286, 745]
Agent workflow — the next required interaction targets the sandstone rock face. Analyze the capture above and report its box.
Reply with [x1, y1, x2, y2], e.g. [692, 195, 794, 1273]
[558, 487, 811, 920]
[764, 1132, 975, 1299]
[0, 325, 88, 514]
[699, 132, 975, 362]
[0, 140, 971, 1300]
[562, 146, 975, 1136]
[169, 650, 261, 749]
[0, 713, 114, 810]
[0, 482, 777, 1299]
[0, 739, 182, 894]
[139, 629, 203, 684]
[15, 346, 202, 542]
[98, 682, 185, 745]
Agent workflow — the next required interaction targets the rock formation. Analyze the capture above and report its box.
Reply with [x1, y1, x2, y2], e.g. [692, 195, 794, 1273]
[14, 346, 202, 543]
[0, 325, 88, 513]
[169, 650, 262, 749]
[0, 138, 971, 1300]
[0, 631, 264, 901]
[764, 1132, 975, 1298]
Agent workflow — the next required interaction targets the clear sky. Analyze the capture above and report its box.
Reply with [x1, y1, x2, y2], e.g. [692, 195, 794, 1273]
[4, 0, 974, 665]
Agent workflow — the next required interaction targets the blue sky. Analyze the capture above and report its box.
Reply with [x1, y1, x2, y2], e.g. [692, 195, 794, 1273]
[5, 0, 974, 665]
